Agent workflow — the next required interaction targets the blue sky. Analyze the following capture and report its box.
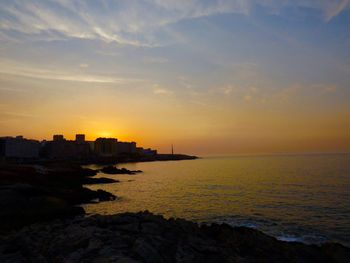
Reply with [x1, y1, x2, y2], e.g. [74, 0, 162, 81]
[0, 0, 350, 154]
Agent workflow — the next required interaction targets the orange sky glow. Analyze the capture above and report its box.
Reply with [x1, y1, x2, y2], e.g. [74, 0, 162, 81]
[1, 1, 350, 155]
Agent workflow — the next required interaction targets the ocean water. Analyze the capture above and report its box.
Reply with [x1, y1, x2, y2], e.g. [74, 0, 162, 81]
[83, 154, 350, 246]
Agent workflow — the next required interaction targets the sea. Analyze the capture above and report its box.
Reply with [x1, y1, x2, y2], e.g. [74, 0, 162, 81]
[83, 154, 350, 247]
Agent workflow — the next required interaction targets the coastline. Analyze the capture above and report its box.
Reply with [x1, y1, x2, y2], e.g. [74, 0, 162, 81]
[0, 153, 199, 166]
[1, 211, 349, 262]
[78, 153, 199, 165]
[1, 160, 349, 262]
[0, 157, 197, 232]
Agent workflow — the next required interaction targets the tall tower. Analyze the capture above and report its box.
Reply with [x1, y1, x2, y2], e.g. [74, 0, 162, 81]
[171, 144, 174, 155]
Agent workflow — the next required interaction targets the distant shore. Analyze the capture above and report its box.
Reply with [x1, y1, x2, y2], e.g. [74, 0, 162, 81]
[0, 153, 199, 166]
[111, 153, 198, 164]
[79, 153, 199, 165]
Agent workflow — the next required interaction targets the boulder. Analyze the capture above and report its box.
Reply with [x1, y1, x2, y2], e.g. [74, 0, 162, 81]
[0, 184, 84, 231]
[0, 211, 349, 263]
[100, 166, 142, 175]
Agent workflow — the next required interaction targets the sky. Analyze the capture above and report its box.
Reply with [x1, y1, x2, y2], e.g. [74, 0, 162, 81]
[0, 0, 350, 155]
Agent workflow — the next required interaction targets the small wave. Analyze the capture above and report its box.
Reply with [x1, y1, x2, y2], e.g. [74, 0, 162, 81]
[277, 235, 304, 242]
[239, 222, 258, 229]
[212, 216, 329, 245]
[277, 234, 328, 244]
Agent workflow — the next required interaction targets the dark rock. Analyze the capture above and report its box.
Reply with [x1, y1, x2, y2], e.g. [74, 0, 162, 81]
[0, 164, 116, 231]
[113, 223, 140, 233]
[83, 177, 119, 184]
[132, 237, 164, 263]
[101, 166, 142, 175]
[140, 222, 161, 235]
[96, 189, 116, 201]
[0, 183, 84, 231]
[0, 211, 349, 263]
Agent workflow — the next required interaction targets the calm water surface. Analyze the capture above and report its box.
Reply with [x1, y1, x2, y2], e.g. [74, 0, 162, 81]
[83, 154, 350, 246]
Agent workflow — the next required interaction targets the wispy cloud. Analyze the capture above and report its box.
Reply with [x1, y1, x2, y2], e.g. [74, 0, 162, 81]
[222, 85, 234, 95]
[0, 111, 37, 120]
[177, 76, 194, 89]
[1, 0, 347, 47]
[276, 83, 338, 103]
[0, 59, 143, 84]
[324, 0, 350, 21]
[244, 95, 252, 102]
[212, 84, 259, 103]
[79, 63, 89, 68]
[152, 84, 173, 95]
[0, 0, 158, 47]
[212, 82, 339, 105]
[143, 56, 169, 64]
[95, 50, 121, 57]
[312, 84, 338, 94]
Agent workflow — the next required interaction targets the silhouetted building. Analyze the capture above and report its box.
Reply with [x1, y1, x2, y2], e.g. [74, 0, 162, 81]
[94, 138, 118, 157]
[0, 133, 158, 161]
[75, 134, 90, 158]
[0, 136, 40, 159]
[136, 147, 157, 156]
[87, 141, 95, 152]
[53, 134, 65, 141]
[75, 134, 85, 143]
[117, 141, 137, 155]
[42, 134, 90, 159]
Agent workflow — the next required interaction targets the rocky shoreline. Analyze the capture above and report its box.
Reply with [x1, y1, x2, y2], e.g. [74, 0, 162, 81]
[1, 211, 349, 263]
[1, 162, 349, 262]
[100, 165, 142, 175]
[0, 163, 122, 231]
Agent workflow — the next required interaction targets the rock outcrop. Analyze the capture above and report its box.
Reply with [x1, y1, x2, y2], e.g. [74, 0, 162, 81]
[0, 164, 116, 231]
[101, 166, 142, 175]
[0, 211, 349, 263]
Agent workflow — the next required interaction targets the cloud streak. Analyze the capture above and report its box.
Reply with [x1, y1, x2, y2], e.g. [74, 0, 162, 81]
[152, 84, 173, 95]
[324, 0, 350, 21]
[1, 0, 348, 47]
[0, 59, 143, 84]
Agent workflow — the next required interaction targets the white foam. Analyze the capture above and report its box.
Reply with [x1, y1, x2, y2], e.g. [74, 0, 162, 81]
[277, 235, 303, 242]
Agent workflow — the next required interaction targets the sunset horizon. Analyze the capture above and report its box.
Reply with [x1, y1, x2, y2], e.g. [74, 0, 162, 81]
[2, 132, 350, 156]
[1, 0, 350, 156]
[1, 1, 350, 261]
